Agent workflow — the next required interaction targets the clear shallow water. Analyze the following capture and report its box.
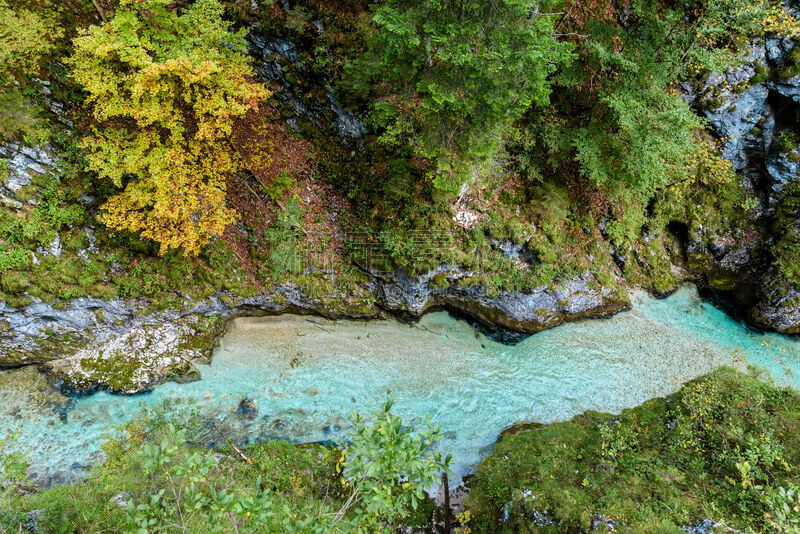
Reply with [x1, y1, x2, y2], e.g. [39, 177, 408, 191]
[1, 285, 799, 484]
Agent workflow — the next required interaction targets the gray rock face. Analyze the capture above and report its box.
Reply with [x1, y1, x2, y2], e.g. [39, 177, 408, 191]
[1, 297, 135, 349]
[703, 84, 771, 172]
[37, 233, 62, 258]
[766, 148, 800, 197]
[1, 143, 54, 193]
[22, 509, 43, 533]
[686, 225, 763, 291]
[696, 36, 800, 207]
[766, 36, 795, 67]
[772, 73, 800, 102]
[689, 27, 800, 333]
[751, 272, 800, 334]
[248, 31, 366, 142]
[0, 280, 385, 392]
[326, 84, 367, 140]
[591, 514, 617, 532]
[369, 265, 629, 335]
[1, 264, 632, 392]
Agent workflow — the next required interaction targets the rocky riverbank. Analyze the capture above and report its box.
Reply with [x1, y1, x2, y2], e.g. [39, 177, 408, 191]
[0, 267, 632, 394]
[2, 6, 800, 395]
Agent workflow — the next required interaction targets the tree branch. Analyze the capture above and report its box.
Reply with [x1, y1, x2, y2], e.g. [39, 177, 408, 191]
[90, 0, 108, 23]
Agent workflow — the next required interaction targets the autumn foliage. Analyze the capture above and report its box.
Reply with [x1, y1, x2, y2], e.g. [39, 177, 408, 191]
[71, 0, 269, 255]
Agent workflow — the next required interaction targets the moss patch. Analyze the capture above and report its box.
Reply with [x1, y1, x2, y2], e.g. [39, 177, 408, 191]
[465, 367, 800, 533]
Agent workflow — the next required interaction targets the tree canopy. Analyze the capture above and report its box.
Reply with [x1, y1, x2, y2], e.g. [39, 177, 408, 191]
[516, 0, 792, 203]
[349, 0, 575, 192]
[71, 0, 269, 255]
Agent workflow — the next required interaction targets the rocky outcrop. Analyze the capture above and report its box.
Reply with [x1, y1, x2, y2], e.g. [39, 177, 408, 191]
[0, 265, 633, 392]
[0, 283, 382, 393]
[0, 143, 54, 193]
[369, 266, 630, 337]
[682, 225, 765, 312]
[248, 32, 366, 141]
[41, 319, 211, 395]
[0, 143, 55, 209]
[751, 271, 800, 334]
[690, 34, 799, 208]
[702, 82, 772, 174]
[683, 28, 800, 332]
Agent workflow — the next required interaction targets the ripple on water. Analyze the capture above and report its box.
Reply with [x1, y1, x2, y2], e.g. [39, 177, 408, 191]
[1, 285, 799, 484]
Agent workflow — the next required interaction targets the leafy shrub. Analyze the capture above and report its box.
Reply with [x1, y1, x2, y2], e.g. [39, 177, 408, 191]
[264, 172, 295, 202]
[341, 399, 451, 526]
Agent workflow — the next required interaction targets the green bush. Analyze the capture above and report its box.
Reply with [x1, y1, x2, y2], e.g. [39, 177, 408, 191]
[264, 172, 295, 202]
[0, 402, 450, 532]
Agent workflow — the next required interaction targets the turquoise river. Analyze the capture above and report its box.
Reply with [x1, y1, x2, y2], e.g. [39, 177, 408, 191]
[1, 285, 799, 485]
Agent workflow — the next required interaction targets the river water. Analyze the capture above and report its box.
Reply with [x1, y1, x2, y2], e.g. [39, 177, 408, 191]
[1, 285, 799, 484]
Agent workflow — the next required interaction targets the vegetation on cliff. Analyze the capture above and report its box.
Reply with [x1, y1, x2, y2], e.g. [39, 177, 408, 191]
[465, 367, 800, 533]
[0, 0, 796, 313]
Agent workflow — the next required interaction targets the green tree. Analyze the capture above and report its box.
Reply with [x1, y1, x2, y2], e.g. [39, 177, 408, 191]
[516, 0, 792, 205]
[71, 0, 269, 255]
[350, 0, 574, 192]
[338, 399, 452, 527]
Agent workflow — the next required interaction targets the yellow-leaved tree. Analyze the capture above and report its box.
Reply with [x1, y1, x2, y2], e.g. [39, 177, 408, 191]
[71, 0, 269, 255]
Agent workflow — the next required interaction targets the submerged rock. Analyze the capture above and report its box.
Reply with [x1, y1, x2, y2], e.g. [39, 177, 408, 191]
[236, 397, 259, 419]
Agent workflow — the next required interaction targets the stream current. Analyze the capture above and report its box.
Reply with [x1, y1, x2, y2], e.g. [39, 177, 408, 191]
[1, 285, 798, 485]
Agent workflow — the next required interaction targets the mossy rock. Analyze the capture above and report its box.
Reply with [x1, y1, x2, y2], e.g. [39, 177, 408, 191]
[40, 320, 214, 394]
[429, 272, 450, 290]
